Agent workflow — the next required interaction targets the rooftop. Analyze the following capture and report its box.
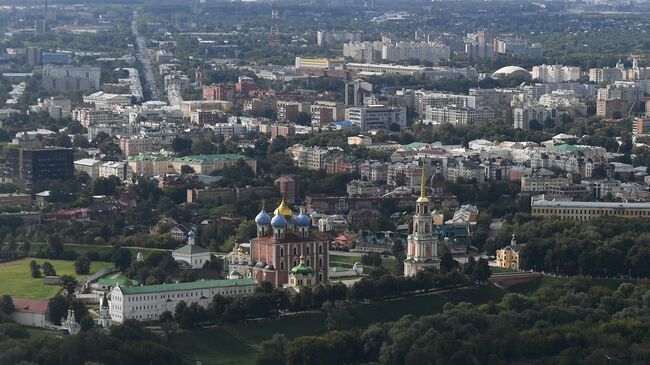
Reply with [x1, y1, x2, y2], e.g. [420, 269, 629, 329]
[117, 278, 257, 295]
[173, 154, 252, 164]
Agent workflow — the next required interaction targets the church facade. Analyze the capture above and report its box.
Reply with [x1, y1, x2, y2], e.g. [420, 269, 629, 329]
[248, 199, 329, 287]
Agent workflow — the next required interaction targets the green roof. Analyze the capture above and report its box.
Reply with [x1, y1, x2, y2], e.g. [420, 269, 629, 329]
[118, 278, 257, 295]
[290, 263, 314, 276]
[173, 244, 211, 255]
[548, 144, 581, 153]
[403, 142, 430, 151]
[173, 154, 252, 164]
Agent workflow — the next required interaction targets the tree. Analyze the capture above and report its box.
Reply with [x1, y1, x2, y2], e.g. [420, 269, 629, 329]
[22, 239, 31, 255]
[471, 258, 491, 283]
[323, 300, 352, 331]
[42, 261, 56, 276]
[29, 260, 41, 278]
[60, 275, 78, 297]
[48, 295, 69, 325]
[75, 255, 91, 275]
[47, 234, 64, 259]
[112, 247, 133, 271]
[171, 137, 193, 155]
[361, 252, 383, 267]
[0, 295, 14, 315]
[80, 315, 94, 331]
[180, 164, 195, 174]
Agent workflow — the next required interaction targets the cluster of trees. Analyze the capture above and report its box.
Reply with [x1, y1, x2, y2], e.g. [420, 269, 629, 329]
[28, 260, 58, 278]
[167, 282, 348, 329]
[490, 214, 650, 277]
[0, 316, 181, 365]
[124, 251, 178, 286]
[257, 278, 650, 365]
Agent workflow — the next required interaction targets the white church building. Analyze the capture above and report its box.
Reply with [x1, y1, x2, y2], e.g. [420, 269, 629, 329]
[172, 230, 212, 269]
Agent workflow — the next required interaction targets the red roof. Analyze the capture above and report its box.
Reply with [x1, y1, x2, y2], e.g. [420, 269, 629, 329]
[12, 298, 49, 314]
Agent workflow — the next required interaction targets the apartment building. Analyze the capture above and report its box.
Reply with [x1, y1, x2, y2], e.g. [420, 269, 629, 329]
[531, 195, 650, 221]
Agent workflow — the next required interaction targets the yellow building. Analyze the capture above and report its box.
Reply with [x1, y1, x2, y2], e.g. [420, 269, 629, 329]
[531, 195, 650, 221]
[495, 234, 525, 270]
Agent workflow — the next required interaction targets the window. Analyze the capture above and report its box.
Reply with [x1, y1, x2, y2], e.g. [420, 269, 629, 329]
[293, 247, 297, 256]
[281, 261, 285, 270]
[280, 248, 284, 257]
[306, 246, 310, 255]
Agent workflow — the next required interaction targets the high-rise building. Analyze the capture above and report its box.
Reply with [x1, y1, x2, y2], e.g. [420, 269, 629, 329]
[25, 47, 42, 66]
[382, 42, 450, 65]
[317, 30, 363, 46]
[42, 64, 101, 92]
[6, 147, 74, 191]
[404, 170, 440, 276]
[344, 79, 372, 107]
[532, 64, 581, 83]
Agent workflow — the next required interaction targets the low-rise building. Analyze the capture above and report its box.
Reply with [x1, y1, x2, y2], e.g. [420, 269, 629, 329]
[109, 278, 257, 323]
[495, 234, 526, 270]
[531, 195, 650, 221]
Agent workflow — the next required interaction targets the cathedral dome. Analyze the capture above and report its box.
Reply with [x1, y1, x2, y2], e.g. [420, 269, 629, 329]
[294, 211, 311, 226]
[290, 262, 314, 276]
[255, 209, 271, 225]
[274, 198, 293, 218]
[271, 213, 287, 227]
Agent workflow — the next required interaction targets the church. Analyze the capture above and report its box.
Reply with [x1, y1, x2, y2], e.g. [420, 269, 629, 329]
[247, 199, 329, 287]
[404, 169, 441, 276]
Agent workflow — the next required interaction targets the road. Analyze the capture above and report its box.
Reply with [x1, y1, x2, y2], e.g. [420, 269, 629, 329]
[132, 9, 161, 101]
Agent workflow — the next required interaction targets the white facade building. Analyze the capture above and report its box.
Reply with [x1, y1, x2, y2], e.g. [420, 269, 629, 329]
[346, 105, 407, 131]
[109, 278, 257, 323]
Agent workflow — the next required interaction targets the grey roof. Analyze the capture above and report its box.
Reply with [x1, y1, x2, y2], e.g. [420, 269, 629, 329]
[173, 244, 210, 255]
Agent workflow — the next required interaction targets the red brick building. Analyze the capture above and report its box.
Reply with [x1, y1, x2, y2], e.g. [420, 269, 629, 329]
[249, 200, 329, 287]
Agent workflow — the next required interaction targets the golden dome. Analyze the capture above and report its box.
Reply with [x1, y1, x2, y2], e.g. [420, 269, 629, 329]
[274, 198, 293, 217]
[416, 196, 429, 204]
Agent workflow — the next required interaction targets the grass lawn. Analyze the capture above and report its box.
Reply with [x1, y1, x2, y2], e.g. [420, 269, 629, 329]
[173, 285, 505, 365]
[0, 258, 113, 299]
[28, 243, 164, 259]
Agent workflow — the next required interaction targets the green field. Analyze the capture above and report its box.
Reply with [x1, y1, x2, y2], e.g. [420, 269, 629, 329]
[0, 258, 114, 299]
[28, 243, 165, 259]
[173, 285, 505, 365]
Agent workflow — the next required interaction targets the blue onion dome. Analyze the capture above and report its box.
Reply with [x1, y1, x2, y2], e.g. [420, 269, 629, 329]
[271, 213, 287, 227]
[188, 230, 196, 238]
[255, 209, 271, 225]
[294, 211, 310, 226]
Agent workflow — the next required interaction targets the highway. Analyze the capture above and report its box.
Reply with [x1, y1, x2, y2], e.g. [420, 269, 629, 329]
[132, 9, 161, 101]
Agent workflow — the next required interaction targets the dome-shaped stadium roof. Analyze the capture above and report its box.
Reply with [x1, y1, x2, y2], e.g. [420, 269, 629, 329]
[492, 65, 530, 78]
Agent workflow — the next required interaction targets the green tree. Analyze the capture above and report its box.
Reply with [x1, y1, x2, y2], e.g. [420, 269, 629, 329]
[0, 295, 14, 314]
[47, 234, 64, 259]
[47, 295, 69, 325]
[323, 300, 352, 331]
[42, 261, 56, 276]
[74, 255, 91, 275]
[112, 247, 133, 271]
[29, 260, 41, 278]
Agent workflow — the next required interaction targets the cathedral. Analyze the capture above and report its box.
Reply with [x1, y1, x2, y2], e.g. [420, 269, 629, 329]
[404, 169, 441, 276]
[249, 198, 329, 287]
